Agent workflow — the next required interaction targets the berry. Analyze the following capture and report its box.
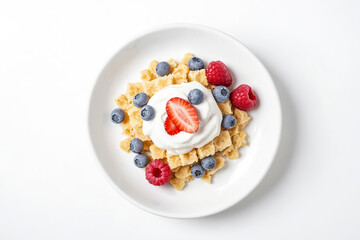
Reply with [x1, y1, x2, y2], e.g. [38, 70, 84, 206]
[188, 57, 204, 70]
[191, 164, 205, 178]
[130, 138, 144, 153]
[156, 61, 170, 77]
[206, 61, 232, 86]
[222, 114, 236, 129]
[166, 97, 199, 133]
[111, 108, 125, 124]
[201, 156, 216, 170]
[133, 92, 149, 108]
[230, 84, 258, 111]
[145, 159, 171, 186]
[212, 86, 230, 103]
[188, 89, 204, 105]
[164, 117, 180, 136]
[134, 154, 148, 168]
[140, 105, 155, 121]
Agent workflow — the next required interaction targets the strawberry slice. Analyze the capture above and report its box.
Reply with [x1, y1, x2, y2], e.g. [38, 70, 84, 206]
[166, 97, 199, 133]
[164, 117, 180, 135]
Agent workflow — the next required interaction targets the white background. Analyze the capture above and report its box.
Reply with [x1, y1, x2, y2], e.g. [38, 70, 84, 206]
[1, 0, 359, 239]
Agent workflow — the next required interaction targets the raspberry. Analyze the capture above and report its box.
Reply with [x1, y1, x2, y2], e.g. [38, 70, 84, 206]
[230, 84, 258, 111]
[145, 159, 171, 186]
[205, 61, 232, 86]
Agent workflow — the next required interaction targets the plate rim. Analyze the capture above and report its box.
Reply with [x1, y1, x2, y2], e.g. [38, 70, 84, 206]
[87, 23, 282, 218]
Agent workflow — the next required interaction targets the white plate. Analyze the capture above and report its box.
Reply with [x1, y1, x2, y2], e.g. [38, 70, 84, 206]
[88, 24, 282, 218]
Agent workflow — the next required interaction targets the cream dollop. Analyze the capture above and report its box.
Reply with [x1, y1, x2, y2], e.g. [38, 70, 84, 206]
[142, 82, 222, 155]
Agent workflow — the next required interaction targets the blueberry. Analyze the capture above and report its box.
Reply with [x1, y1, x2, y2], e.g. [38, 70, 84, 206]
[134, 154, 149, 168]
[140, 105, 155, 121]
[201, 156, 216, 170]
[191, 164, 205, 178]
[111, 108, 125, 124]
[130, 138, 144, 153]
[188, 89, 204, 105]
[156, 61, 171, 77]
[188, 57, 204, 71]
[213, 86, 230, 103]
[133, 92, 149, 108]
[222, 114, 237, 129]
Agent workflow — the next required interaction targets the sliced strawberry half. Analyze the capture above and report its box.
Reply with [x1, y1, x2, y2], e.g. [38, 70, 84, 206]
[164, 117, 180, 135]
[166, 97, 199, 133]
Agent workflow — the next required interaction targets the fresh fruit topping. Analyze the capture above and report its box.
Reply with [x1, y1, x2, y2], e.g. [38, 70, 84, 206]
[164, 117, 180, 136]
[191, 164, 205, 178]
[145, 159, 171, 186]
[212, 85, 230, 103]
[230, 84, 258, 111]
[134, 154, 149, 168]
[140, 105, 155, 121]
[201, 156, 216, 170]
[133, 92, 149, 108]
[130, 138, 144, 153]
[156, 61, 171, 77]
[111, 108, 125, 124]
[206, 61, 232, 86]
[188, 89, 204, 105]
[188, 57, 204, 70]
[166, 97, 199, 133]
[222, 114, 237, 129]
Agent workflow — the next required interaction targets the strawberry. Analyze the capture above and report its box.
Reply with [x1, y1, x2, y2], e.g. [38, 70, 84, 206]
[230, 84, 258, 111]
[166, 97, 199, 133]
[164, 117, 180, 135]
[206, 61, 232, 86]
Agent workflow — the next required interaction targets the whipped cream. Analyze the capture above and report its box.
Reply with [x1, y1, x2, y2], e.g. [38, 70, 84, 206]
[142, 82, 222, 155]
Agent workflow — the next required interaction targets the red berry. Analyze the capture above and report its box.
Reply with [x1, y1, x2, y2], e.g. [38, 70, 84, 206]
[206, 61, 232, 86]
[166, 97, 199, 133]
[164, 117, 180, 135]
[145, 159, 171, 186]
[230, 84, 258, 111]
